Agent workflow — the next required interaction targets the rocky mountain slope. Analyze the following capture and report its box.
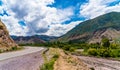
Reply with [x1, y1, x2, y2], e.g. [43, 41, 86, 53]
[59, 12, 120, 43]
[0, 20, 17, 50]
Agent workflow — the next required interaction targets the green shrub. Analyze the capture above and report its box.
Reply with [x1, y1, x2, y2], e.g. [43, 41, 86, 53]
[97, 49, 105, 57]
[97, 49, 112, 57]
[101, 38, 110, 48]
[53, 54, 59, 59]
[62, 45, 70, 51]
[88, 49, 98, 56]
[69, 47, 75, 52]
[103, 49, 111, 57]
[110, 43, 119, 49]
[88, 48, 112, 57]
[0, 50, 2, 53]
[117, 50, 120, 57]
[11, 47, 17, 50]
[110, 50, 117, 57]
[84, 47, 89, 52]
[87, 48, 120, 57]
[89, 43, 100, 49]
[90, 67, 95, 70]
[111, 49, 120, 57]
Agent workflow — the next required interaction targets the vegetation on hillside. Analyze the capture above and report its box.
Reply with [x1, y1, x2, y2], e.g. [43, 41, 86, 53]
[59, 12, 120, 42]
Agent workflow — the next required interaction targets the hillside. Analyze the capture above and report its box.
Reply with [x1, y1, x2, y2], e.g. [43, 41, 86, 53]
[0, 20, 17, 50]
[58, 12, 120, 43]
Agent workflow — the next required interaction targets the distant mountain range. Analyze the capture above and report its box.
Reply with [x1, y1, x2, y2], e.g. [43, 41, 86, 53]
[11, 35, 58, 44]
[58, 12, 120, 43]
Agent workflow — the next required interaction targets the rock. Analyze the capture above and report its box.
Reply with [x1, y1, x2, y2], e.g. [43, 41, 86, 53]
[0, 20, 18, 50]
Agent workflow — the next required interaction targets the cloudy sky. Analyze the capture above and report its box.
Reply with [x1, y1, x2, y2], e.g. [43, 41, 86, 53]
[0, 0, 120, 36]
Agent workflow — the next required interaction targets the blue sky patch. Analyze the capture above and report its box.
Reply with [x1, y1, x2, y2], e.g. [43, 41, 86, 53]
[0, 0, 3, 6]
[48, 0, 88, 9]
[107, 0, 120, 6]
[0, 10, 9, 16]
[18, 20, 26, 26]
[3, 10, 9, 16]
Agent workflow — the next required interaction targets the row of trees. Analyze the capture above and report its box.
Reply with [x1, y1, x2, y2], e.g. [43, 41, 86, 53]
[18, 37, 120, 57]
[87, 38, 120, 57]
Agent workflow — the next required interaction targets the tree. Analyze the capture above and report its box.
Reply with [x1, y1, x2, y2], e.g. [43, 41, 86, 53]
[101, 37, 110, 48]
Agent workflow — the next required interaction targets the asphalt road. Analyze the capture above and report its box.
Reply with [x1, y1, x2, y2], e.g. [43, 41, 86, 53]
[0, 46, 45, 70]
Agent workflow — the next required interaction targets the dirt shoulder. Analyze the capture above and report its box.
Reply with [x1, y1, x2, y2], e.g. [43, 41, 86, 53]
[77, 56, 120, 70]
[53, 49, 90, 70]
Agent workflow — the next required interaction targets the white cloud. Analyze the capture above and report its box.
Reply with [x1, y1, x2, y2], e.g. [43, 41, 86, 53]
[0, 0, 76, 36]
[1, 0, 120, 36]
[1, 15, 28, 36]
[80, 0, 120, 19]
[45, 21, 82, 36]
[0, 6, 3, 13]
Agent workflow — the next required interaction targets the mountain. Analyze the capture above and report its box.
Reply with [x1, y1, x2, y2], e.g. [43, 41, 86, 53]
[32, 35, 58, 42]
[58, 12, 120, 43]
[11, 35, 58, 44]
[0, 20, 17, 50]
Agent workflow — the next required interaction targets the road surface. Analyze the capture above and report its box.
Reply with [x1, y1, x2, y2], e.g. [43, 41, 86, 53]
[0, 46, 45, 70]
[78, 56, 120, 70]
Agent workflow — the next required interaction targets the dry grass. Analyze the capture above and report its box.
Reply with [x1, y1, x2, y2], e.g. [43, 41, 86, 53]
[41, 48, 90, 70]
[54, 48, 90, 70]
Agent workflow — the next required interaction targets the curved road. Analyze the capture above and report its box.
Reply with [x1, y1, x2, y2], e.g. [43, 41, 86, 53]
[0, 46, 45, 70]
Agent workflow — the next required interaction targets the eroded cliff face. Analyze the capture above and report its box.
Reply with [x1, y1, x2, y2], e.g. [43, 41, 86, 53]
[0, 20, 17, 50]
[89, 28, 120, 43]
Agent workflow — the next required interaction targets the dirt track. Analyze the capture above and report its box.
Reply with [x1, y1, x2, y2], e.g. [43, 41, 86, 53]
[78, 56, 120, 70]
[0, 47, 45, 70]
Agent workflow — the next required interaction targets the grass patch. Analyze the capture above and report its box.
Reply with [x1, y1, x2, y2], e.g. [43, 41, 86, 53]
[40, 57, 56, 70]
[40, 48, 59, 70]
[0, 46, 24, 53]
[111, 49, 120, 58]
